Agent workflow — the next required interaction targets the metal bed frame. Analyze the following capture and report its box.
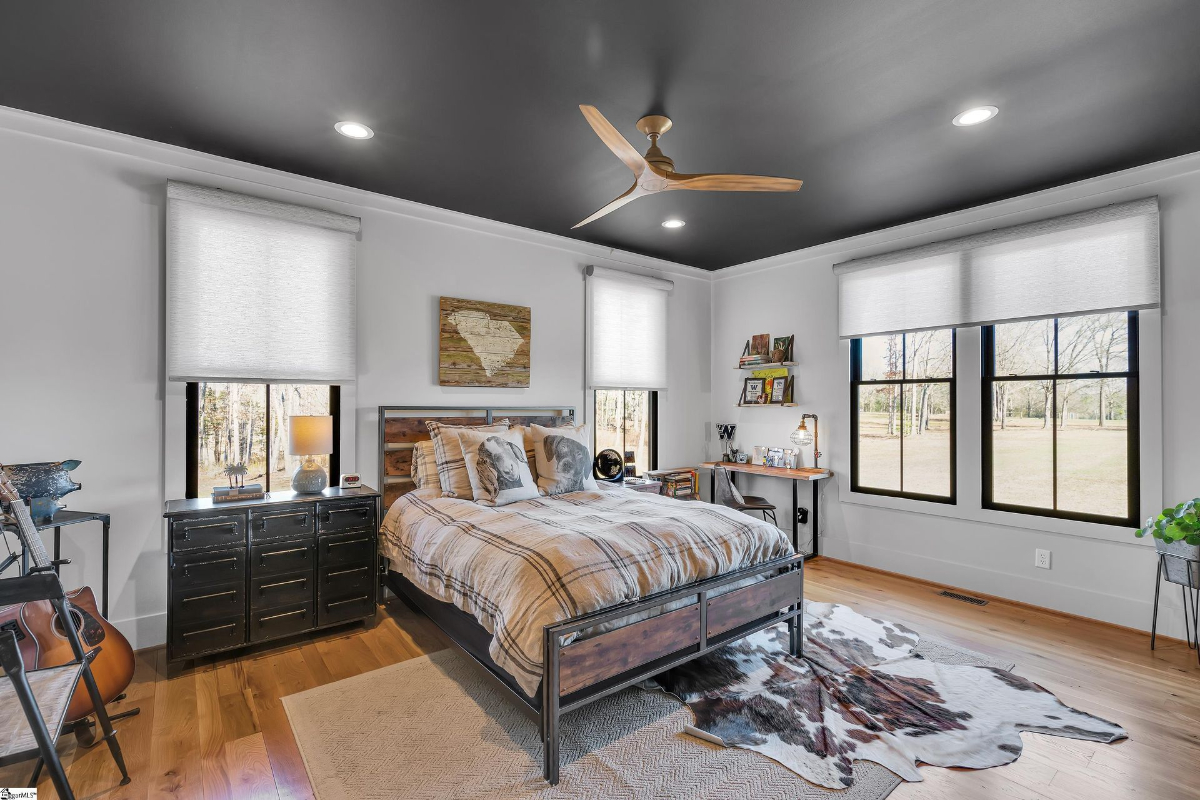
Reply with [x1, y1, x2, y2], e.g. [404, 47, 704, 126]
[378, 404, 806, 783]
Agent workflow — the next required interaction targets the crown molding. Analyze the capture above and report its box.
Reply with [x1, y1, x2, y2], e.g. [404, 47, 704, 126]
[716, 148, 1200, 280]
[0, 104, 712, 282]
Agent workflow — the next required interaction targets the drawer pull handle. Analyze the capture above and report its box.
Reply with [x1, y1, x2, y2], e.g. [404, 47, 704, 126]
[326, 539, 369, 549]
[256, 511, 309, 529]
[260, 608, 307, 624]
[180, 521, 239, 539]
[326, 566, 368, 579]
[260, 577, 307, 593]
[259, 547, 309, 565]
[182, 556, 239, 576]
[182, 622, 237, 639]
[182, 589, 238, 604]
[326, 595, 369, 609]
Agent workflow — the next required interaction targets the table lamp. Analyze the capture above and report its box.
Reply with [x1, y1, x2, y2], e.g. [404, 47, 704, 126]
[789, 413, 822, 468]
[288, 415, 333, 493]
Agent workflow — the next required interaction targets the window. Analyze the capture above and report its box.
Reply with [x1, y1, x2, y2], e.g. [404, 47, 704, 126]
[593, 390, 657, 475]
[851, 329, 955, 502]
[186, 382, 340, 498]
[983, 311, 1138, 526]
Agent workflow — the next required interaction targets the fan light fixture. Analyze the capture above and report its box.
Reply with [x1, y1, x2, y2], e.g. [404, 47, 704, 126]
[952, 106, 998, 127]
[335, 121, 374, 139]
[662, 219, 686, 229]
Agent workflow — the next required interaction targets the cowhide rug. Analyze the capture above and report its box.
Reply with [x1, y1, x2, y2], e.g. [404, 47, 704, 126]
[655, 602, 1126, 790]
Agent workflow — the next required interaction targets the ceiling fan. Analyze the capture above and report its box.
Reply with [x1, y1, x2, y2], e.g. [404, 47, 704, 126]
[573, 105, 803, 229]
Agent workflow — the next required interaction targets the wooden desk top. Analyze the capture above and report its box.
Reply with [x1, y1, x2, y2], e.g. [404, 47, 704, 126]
[698, 462, 831, 481]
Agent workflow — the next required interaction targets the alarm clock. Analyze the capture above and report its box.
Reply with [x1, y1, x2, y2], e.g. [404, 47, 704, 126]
[339, 473, 362, 489]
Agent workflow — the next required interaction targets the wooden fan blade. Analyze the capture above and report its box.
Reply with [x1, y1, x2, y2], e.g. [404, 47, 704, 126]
[579, 105, 648, 177]
[669, 173, 803, 192]
[572, 185, 640, 228]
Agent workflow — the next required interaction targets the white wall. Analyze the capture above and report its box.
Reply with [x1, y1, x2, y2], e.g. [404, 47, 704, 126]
[711, 152, 1200, 640]
[0, 107, 710, 648]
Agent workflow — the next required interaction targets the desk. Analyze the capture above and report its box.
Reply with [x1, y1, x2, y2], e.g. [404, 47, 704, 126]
[699, 463, 831, 556]
[2, 510, 111, 617]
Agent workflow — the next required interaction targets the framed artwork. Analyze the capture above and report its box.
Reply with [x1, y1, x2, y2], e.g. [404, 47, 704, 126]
[742, 377, 765, 404]
[770, 378, 787, 403]
[439, 297, 531, 387]
[771, 335, 794, 363]
[766, 447, 784, 468]
[750, 334, 771, 356]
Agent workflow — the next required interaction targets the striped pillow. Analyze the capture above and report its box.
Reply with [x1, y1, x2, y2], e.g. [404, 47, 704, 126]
[426, 419, 510, 498]
[410, 440, 438, 490]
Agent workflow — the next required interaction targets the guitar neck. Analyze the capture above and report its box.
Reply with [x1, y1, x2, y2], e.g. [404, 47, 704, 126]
[0, 466, 52, 570]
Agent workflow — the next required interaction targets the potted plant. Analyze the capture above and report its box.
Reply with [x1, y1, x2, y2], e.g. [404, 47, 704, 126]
[1137, 498, 1200, 586]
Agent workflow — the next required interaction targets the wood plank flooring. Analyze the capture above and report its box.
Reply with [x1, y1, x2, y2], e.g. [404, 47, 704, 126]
[3, 558, 1197, 799]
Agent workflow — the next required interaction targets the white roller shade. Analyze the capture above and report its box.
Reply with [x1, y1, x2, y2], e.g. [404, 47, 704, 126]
[586, 265, 672, 390]
[834, 197, 1160, 339]
[166, 181, 360, 383]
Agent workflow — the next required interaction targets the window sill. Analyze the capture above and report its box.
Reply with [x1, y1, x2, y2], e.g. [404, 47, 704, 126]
[838, 486, 1149, 547]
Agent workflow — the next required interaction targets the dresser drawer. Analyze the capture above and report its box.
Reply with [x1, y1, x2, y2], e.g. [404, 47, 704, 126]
[252, 539, 316, 576]
[318, 530, 375, 568]
[170, 514, 247, 552]
[318, 593, 375, 627]
[172, 615, 246, 659]
[251, 570, 313, 611]
[319, 563, 373, 598]
[171, 547, 246, 590]
[249, 602, 313, 643]
[317, 500, 375, 535]
[249, 504, 315, 543]
[172, 582, 245, 624]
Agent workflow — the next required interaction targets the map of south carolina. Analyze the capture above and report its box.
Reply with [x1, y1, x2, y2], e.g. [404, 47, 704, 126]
[447, 310, 523, 377]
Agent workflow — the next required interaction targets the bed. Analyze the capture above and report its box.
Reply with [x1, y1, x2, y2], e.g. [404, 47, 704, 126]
[377, 406, 805, 784]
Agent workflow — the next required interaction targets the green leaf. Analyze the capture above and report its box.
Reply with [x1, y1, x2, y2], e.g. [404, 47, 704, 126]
[1187, 533, 1200, 547]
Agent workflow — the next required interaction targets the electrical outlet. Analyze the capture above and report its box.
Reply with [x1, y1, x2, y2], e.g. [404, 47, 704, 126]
[1035, 549, 1051, 570]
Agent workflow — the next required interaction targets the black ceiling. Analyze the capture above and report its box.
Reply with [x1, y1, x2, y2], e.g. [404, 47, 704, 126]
[3, 1, 1199, 270]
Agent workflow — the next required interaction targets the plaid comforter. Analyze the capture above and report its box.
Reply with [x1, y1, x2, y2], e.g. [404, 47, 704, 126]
[379, 486, 792, 696]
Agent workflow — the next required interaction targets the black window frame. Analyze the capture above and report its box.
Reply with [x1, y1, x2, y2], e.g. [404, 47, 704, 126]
[592, 389, 659, 473]
[185, 382, 341, 499]
[850, 331, 957, 504]
[982, 311, 1140, 527]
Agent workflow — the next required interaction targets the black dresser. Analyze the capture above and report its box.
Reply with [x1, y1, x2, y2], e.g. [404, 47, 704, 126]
[163, 487, 380, 662]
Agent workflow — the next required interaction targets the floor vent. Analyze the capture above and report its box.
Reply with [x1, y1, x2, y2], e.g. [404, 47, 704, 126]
[938, 590, 988, 606]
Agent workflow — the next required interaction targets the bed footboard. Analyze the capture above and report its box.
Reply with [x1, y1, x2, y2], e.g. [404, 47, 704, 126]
[541, 553, 804, 784]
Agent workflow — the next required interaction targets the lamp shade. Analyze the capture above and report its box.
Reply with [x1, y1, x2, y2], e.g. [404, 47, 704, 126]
[288, 416, 333, 456]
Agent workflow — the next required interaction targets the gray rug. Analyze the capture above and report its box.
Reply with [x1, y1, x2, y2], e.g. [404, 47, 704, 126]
[282, 636, 1010, 800]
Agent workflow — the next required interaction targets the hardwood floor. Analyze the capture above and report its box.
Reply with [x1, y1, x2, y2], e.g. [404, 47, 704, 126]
[4, 558, 1198, 799]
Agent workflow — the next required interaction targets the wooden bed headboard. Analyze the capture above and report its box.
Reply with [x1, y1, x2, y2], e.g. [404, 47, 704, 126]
[378, 406, 576, 508]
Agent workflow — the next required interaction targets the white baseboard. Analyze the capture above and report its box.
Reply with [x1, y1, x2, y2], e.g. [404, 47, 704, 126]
[113, 612, 167, 652]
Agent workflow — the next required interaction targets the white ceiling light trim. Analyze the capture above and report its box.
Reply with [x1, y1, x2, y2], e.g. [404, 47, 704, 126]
[952, 106, 999, 126]
[335, 121, 374, 139]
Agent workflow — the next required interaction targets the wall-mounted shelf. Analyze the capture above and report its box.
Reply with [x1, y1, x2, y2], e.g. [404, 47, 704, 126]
[738, 402, 798, 408]
[736, 362, 797, 370]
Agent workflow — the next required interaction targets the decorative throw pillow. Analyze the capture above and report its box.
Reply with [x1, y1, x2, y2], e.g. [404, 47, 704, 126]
[410, 440, 438, 490]
[509, 424, 539, 485]
[456, 427, 540, 506]
[427, 419, 510, 498]
[532, 423, 598, 495]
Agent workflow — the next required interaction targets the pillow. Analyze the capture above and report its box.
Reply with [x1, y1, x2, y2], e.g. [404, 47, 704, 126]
[532, 423, 598, 495]
[509, 425, 540, 485]
[410, 440, 438, 490]
[427, 419, 510, 498]
[456, 427, 540, 506]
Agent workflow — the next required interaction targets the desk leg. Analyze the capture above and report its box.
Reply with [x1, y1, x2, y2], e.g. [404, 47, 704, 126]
[21, 544, 28, 576]
[53, 527, 61, 576]
[812, 481, 820, 557]
[791, 479, 799, 552]
[709, 470, 715, 504]
[102, 519, 110, 618]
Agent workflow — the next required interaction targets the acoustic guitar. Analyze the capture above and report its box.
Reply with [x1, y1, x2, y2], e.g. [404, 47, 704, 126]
[0, 465, 135, 723]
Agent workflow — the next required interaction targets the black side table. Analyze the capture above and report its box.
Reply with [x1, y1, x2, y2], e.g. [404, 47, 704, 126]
[3, 510, 111, 617]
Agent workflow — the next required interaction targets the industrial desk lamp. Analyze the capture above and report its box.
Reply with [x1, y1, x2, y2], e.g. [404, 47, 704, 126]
[789, 414, 821, 468]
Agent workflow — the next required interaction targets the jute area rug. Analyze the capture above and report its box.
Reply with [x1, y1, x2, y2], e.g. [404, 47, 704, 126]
[282, 636, 1010, 800]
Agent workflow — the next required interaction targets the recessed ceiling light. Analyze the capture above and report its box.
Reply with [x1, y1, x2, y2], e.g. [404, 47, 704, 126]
[335, 121, 374, 139]
[952, 106, 998, 127]
[661, 218, 686, 229]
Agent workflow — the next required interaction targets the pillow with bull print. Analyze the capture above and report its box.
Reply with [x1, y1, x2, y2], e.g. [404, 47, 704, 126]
[456, 427, 540, 506]
[531, 423, 598, 496]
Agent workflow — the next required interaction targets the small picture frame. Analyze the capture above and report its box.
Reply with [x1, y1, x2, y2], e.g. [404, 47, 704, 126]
[771, 335, 794, 363]
[770, 378, 787, 403]
[736, 452, 749, 464]
[766, 447, 784, 468]
[742, 377, 765, 404]
[783, 449, 797, 469]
